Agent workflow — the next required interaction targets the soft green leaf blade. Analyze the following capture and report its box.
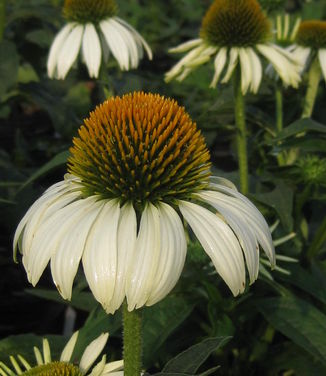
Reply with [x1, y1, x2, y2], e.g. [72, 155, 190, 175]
[0, 41, 19, 97]
[143, 296, 195, 367]
[162, 337, 231, 374]
[18, 150, 70, 191]
[257, 295, 326, 364]
[272, 118, 326, 141]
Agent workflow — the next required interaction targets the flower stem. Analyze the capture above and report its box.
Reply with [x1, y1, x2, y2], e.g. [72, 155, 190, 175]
[301, 57, 321, 118]
[275, 83, 286, 166]
[233, 66, 249, 194]
[0, 0, 6, 41]
[123, 302, 142, 376]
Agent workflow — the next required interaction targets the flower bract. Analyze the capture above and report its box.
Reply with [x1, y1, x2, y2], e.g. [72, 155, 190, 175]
[47, 0, 152, 79]
[14, 92, 275, 314]
[165, 0, 301, 93]
[0, 331, 123, 376]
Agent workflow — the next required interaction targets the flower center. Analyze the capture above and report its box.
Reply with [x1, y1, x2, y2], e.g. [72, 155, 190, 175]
[200, 0, 270, 47]
[63, 0, 117, 24]
[68, 92, 211, 207]
[296, 20, 326, 49]
[21, 361, 83, 376]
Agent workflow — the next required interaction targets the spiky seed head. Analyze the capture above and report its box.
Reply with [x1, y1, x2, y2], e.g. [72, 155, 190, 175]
[296, 20, 326, 49]
[295, 155, 326, 186]
[63, 0, 117, 24]
[200, 0, 271, 47]
[21, 361, 83, 376]
[68, 92, 211, 208]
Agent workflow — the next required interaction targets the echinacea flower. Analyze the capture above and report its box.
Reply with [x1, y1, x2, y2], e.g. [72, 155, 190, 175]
[165, 0, 301, 94]
[47, 0, 152, 79]
[291, 20, 326, 81]
[0, 331, 123, 376]
[14, 92, 275, 314]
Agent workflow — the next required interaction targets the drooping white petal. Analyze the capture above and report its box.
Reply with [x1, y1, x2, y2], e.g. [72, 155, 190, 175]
[100, 19, 130, 70]
[318, 49, 326, 81]
[197, 190, 260, 283]
[102, 360, 124, 374]
[115, 16, 153, 60]
[50, 198, 105, 300]
[239, 48, 252, 94]
[257, 44, 301, 87]
[247, 48, 262, 93]
[210, 47, 227, 88]
[126, 203, 161, 310]
[60, 331, 79, 362]
[47, 23, 75, 78]
[25, 197, 98, 288]
[33, 347, 43, 365]
[82, 200, 120, 313]
[221, 48, 239, 84]
[290, 45, 311, 69]
[89, 355, 106, 376]
[169, 38, 203, 53]
[56, 24, 84, 79]
[146, 203, 187, 306]
[209, 183, 275, 267]
[108, 203, 137, 314]
[79, 333, 109, 374]
[82, 23, 102, 78]
[179, 200, 246, 296]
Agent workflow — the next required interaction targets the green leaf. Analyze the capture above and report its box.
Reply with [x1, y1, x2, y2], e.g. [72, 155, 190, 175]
[253, 182, 294, 230]
[0, 41, 19, 97]
[161, 337, 230, 374]
[272, 118, 326, 142]
[143, 296, 195, 367]
[18, 150, 70, 192]
[257, 294, 326, 364]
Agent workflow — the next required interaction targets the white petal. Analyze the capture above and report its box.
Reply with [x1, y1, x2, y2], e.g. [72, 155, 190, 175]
[210, 47, 227, 88]
[126, 203, 161, 310]
[56, 24, 84, 79]
[179, 200, 246, 296]
[25, 197, 97, 288]
[169, 38, 203, 53]
[197, 191, 259, 283]
[115, 17, 153, 60]
[146, 203, 187, 306]
[80, 333, 109, 374]
[82, 23, 102, 78]
[239, 48, 252, 94]
[208, 183, 275, 267]
[102, 360, 124, 373]
[100, 19, 131, 70]
[82, 200, 120, 313]
[47, 23, 75, 78]
[221, 48, 239, 84]
[60, 331, 79, 362]
[108, 203, 137, 314]
[50, 198, 104, 300]
[247, 48, 262, 93]
[89, 355, 106, 376]
[318, 49, 326, 81]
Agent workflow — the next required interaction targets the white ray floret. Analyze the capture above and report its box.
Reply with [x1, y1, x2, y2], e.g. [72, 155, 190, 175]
[47, 16, 152, 79]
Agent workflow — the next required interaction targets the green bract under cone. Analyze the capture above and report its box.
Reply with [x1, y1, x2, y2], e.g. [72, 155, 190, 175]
[200, 0, 270, 47]
[296, 20, 326, 49]
[22, 362, 83, 376]
[68, 92, 211, 207]
[63, 0, 117, 24]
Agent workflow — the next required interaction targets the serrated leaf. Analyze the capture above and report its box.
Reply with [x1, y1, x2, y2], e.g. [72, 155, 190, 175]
[162, 337, 231, 374]
[257, 294, 326, 364]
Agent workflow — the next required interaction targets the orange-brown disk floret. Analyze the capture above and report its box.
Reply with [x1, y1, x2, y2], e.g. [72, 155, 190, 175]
[296, 20, 326, 49]
[68, 92, 211, 206]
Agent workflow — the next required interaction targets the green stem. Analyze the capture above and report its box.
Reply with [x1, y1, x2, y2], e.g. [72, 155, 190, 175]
[123, 302, 142, 376]
[275, 83, 286, 166]
[0, 0, 5, 41]
[233, 67, 249, 194]
[301, 57, 321, 118]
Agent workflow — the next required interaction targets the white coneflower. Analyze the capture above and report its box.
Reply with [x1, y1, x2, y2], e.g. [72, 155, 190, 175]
[0, 331, 123, 376]
[13, 92, 275, 315]
[47, 0, 152, 79]
[165, 0, 301, 94]
[291, 20, 326, 81]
